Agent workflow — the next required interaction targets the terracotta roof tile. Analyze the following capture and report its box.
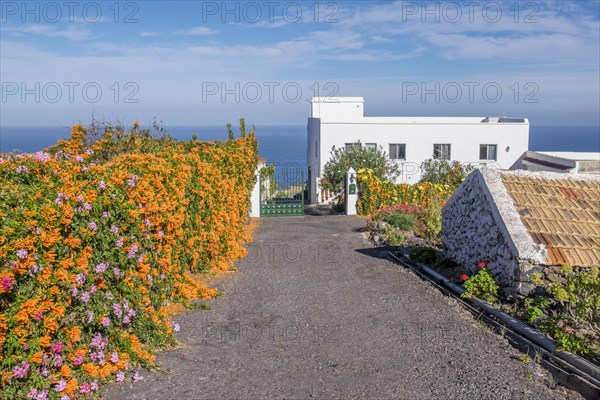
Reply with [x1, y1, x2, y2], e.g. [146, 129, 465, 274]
[502, 173, 600, 267]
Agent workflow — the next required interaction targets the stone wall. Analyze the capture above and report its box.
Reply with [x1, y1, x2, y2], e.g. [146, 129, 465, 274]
[442, 170, 546, 295]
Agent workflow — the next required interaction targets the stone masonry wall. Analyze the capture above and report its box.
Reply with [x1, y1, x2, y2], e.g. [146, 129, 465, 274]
[442, 172, 522, 294]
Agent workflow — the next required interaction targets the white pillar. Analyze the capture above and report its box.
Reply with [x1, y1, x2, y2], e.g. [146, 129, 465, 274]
[345, 167, 357, 215]
[249, 164, 263, 218]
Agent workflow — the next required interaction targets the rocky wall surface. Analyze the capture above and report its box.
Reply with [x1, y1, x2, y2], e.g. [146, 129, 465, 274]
[442, 173, 526, 294]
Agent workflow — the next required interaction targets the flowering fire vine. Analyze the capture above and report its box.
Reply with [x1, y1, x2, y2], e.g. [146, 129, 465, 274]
[0, 124, 259, 398]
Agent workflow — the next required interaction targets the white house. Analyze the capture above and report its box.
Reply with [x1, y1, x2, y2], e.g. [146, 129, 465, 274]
[307, 97, 530, 204]
[511, 151, 600, 175]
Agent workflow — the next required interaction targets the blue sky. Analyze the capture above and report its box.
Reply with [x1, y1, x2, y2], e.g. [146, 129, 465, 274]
[1, 0, 599, 127]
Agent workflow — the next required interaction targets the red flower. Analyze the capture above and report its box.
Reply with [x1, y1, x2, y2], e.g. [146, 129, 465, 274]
[477, 262, 486, 269]
[460, 274, 469, 282]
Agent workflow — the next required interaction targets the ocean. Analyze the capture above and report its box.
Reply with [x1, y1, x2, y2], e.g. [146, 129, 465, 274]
[1, 125, 598, 171]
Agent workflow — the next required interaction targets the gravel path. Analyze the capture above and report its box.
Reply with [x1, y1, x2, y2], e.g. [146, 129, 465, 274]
[105, 215, 576, 399]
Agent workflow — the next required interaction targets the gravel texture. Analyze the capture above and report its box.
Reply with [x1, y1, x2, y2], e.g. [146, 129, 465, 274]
[105, 215, 579, 400]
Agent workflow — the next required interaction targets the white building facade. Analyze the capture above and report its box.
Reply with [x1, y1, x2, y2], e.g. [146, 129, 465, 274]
[307, 97, 530, 204]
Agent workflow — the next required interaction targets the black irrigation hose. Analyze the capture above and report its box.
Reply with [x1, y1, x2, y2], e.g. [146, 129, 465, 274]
[386, 251, 600, 396]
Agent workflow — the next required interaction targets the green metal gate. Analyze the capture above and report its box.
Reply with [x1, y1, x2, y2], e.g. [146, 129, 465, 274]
[260, 163, 304, 217]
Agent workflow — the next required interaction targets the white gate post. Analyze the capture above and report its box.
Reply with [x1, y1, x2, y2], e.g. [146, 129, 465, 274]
[345, 167, 357, 215]
[250, 163, 263, 218]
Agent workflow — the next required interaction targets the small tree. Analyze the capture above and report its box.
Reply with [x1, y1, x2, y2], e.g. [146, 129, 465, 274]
[321, 141, 400, 194]
[420, 158, 474, 187]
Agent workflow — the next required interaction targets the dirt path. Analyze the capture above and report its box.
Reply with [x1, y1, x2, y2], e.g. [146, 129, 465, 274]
[105, 216, 575, 399]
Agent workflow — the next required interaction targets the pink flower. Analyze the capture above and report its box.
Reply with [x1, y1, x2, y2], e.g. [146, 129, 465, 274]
[79, 382, 91, 395]
[76, 273, 86, 284]
[12, 361, 30, 378]
[127, 244, 139, 259]
[132, 372, 145, 382]
[54, 379, 67, 392]
[16, 248, 28, 259]
[88, 221, 97, 231]
[34, 151, 51, 162]
[172, 322, 180, 332]
[73, 355, 84, 366]
[460, 274, 469, 282]
[1, 277, 14, 291]
[80, 292, 90, 303]
[51, 341, 63, 354]
[101, 316, 110, 327]
[99, 180, 106, 189]
[95, 263, 108, 274]
[110, 352, 119, 363]
[127, 175, 139, 187]
[53, 354, 63, 368]
[477, 262, 486, 269]
[116, 371, 125, 382]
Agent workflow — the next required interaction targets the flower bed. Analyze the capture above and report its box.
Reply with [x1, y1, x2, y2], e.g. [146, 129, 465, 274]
[0, 124, 259, 399]
[356, 168, 451, 216]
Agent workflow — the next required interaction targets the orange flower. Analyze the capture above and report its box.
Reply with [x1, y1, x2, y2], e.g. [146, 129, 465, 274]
[83, 362, 99, 377]
[63, 326, 81, 345]
[43, 316, 59, 333]
[65, 378, 79, 395]
[60, 364, 71, 378]
[31, 350, 44, 364]
[39, 334, 52, 348]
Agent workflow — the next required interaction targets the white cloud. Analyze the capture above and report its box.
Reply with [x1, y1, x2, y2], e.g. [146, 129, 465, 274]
[174, 27, 219, 36]
[1, 24, 94, 41]
[140, 31, 160, 38]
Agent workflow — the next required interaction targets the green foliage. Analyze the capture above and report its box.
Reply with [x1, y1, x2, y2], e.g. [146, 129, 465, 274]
[414, 203, 442, 243]
[524, 297, 550, 323]
[74, 118, 176, 163]
[408, 247, 440, 265]
[462, 268, 499, 303]
[517, 265, 599, 361]
[541, 318, 591, 355]
[322, 141, 400, 194]
[239, 118, 246, 138]
[382, 226, 406, 246]
[381, 211, 416, 231]
[547, 266, 599, 330]
[420, 158, 474, 187]
[227, 123, 234, 140]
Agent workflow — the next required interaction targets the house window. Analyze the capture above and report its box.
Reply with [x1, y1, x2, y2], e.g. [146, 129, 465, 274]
[345, 143, 359, 152]
[364, 143, 377, 150]
[315, 141, 318, 158]
[389, 144, 406, 160]
[479, 144, 497, 160]
[433, 144, 451, 160]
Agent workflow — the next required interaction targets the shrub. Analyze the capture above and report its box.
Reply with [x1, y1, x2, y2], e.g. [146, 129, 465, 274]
[356, 169, 451, 216]
[461, 263, 499, 303]
[321, 142, 400, 194]
[0, 123, 258, 398]
[527, 265, 599, 360]
[420, 158, 474, 187]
